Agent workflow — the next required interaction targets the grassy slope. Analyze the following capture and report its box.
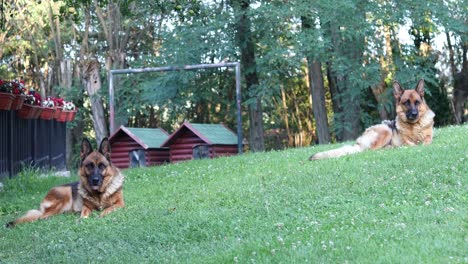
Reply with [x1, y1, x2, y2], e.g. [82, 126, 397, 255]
[0, 125, 466, 263]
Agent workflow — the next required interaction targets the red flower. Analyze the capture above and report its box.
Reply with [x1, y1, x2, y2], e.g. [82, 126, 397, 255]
[32, 93, 42, 106]
[52, 97, 64, 106]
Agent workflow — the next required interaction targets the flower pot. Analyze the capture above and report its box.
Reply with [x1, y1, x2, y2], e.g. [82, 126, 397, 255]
[55, 108, 69, 122]
[40, 107, 56, 120]
[17, 104, 44, 119]
[65, 109, 77, 122]
[0, 92, 15, 111]
[53, 107, 63, 119]
[11, 94, 25, 110]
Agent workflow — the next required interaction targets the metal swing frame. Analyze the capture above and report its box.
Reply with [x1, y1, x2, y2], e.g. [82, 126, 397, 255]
[108, 62, 243, 153]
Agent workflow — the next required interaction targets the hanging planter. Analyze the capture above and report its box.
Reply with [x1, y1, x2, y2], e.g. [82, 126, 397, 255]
[0, 92, 15, 110]
[60, 101, 77, 122]
[65, 109, 77, 122]
[11, 94, 26, 110]
[55, 108, 68, 122]
[17, 103, 43, 119]
[53, 107, 63, 119]
[1, 79, 27, 110]
[51, 97, 66, 122]
[17, 92, 43, 119]
[40, 97, 56, 120]
[40, 107, 56, 120]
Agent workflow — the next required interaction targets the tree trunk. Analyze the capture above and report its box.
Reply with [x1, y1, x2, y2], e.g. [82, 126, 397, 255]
[444, 32, 456, 78]
[59, 59, 76, 169]
[248, 100, 265, 151]
[340, 76, 361, 141]
[301, 16, 330, 144]
[280, 86, 293, 146]
[370, 25, 393, 121]
[94, 0, 133, 133]
[83, 59, 109, 144]
[231, 0, 265, 151]
[324, 6, 364, 141]
[60, 60, 73, 89]
[307, 61, 330, 144]
[463, 41, 468, 72]
[47, 0, 62, 94]
[370, 81, 390, 120]
[326, 61, 343, 141]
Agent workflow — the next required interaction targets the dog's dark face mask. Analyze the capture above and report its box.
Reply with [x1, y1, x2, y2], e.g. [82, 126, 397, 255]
[84, 161, 106, 191]
[402, 98, 421, 121]
[80, 138, 112, 192]
[393, 79, 427, 123]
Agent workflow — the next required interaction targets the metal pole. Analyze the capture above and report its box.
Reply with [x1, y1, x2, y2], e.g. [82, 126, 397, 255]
[109, 72, 115, 133]
[235, 62, 243, 154]
[109, 62, 239, 75]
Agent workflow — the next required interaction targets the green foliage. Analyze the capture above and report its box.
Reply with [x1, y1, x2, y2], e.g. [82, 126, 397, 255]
[425, 80, 453, 127]
[1, 0, 464, 148]
[0, 125, 466, 262]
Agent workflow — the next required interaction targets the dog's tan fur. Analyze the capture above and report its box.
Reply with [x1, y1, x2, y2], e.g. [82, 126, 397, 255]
[6, 138, 124, 227]
[309, 79, 435, 160]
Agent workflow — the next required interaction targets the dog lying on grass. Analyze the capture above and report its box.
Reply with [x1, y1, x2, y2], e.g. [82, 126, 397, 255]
[309, 79, 435, 160]
[6, 138, 125, 227]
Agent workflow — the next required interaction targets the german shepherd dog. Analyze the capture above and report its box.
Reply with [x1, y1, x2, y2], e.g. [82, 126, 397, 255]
[6, 138, 124, 227]
[309, 79, 435, 160]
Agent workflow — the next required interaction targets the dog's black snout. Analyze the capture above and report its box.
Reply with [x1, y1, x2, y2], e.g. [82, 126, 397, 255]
[407, 109, 418, 120]
[92, 176, 100, 185]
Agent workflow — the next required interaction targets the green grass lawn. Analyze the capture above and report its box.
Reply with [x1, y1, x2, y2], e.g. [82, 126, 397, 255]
[1, 125, 466, 263]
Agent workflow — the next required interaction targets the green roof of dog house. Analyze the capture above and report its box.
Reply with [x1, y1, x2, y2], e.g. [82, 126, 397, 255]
[110, 126, 169, 149]
[161, 122, 238, 147]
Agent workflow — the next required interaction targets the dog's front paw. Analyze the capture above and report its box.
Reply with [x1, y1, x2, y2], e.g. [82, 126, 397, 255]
[80, 207, 93, 218]
[99, 206, 117, 218]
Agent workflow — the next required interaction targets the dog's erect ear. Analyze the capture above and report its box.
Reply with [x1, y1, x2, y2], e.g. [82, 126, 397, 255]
[393, 81, 404, 102]
[81, 138, 93, 162]
[99, 137, 112, 162]
[415, 79, 425, 97]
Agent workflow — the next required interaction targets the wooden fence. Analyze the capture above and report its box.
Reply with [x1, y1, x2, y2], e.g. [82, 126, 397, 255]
[0, 110, 66, 181]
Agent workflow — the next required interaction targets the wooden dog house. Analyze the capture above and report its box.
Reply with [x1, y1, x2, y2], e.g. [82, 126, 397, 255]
[109, 126, 170, 168]
[161, 122, 240, 163]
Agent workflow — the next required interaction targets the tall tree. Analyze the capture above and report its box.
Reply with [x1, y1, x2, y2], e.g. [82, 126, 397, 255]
[92, 0, 129, 137]
[301, 15, 330, 144]
[83, 58, 108, 144]
[324, 0, 372, 140]
[230, 0, 265, 151]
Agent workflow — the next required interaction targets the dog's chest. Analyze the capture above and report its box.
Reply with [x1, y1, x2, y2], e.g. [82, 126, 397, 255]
[400, 124, 426, 143]
[84, 194, 115, 210]
[79, 187, 114, 211]
[395, 112, 434, 145]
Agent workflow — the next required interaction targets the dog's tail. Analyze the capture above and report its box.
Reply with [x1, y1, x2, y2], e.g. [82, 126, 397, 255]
[309, 144, 364, 160]
[6, 209, 43, 228]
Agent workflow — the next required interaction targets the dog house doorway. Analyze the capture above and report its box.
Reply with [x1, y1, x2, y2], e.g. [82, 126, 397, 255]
[193, 145, 210, 159]
[129, 149, 146, 167]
